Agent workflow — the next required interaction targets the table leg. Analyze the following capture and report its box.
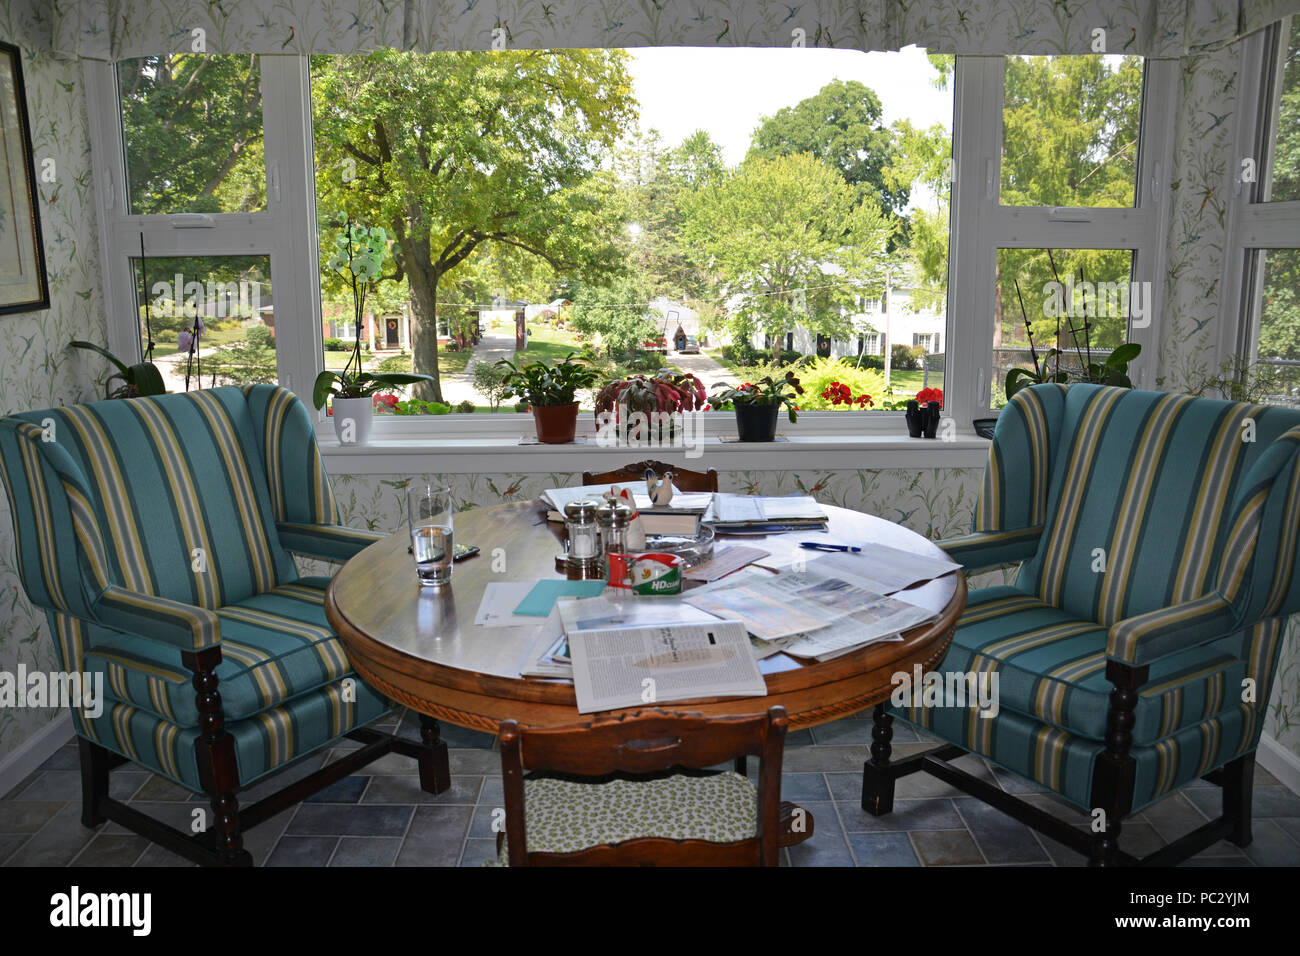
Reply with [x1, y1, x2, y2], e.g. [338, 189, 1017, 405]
[861, 704, 896, 815]
[417, 714, 452, 795]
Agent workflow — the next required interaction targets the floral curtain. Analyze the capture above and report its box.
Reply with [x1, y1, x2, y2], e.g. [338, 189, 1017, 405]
[50, 0, 1300, 60]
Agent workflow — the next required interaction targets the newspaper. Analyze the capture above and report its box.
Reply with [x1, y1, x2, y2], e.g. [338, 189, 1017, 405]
[685, 565, 936, 647]
[568, 620, 767, 714]
[791, 544, 961, 595]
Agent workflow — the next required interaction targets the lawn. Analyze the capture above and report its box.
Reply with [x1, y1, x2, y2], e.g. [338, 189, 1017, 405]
[518, 325, 586, 365]
[149, 327, 247, 358]
[324, 346, 472, 376]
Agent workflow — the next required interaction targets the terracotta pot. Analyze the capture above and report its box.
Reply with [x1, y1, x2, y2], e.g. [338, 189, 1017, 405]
[735, 403, 780, 442]
[532, 402, 580, 444]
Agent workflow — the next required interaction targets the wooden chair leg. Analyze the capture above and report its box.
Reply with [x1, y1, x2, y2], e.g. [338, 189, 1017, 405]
[1222, 753, 1255, 847]
[418, 714, 452, 794]
[77, 737, 110, 828]
[861, 704, 896, 815]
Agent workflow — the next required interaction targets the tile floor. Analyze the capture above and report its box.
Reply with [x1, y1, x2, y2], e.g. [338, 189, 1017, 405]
[3, 710, 1299, 867]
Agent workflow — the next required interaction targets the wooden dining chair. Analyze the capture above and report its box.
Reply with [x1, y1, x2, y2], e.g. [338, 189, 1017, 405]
[496, 707, 812, 866]
[582, 460, 718, 493]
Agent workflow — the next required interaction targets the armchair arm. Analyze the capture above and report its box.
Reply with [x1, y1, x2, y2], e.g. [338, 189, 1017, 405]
[94, 585, 221, 652]
[276, 521, 387, 563]
[1106, 593, 1240, 666]
[938, 526, 1044, 572]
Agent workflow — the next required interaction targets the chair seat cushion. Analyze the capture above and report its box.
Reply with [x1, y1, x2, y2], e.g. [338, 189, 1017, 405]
[505, 771, 757, 860]
[935, 587, 1246, 745]
[88, 577, 354, 727]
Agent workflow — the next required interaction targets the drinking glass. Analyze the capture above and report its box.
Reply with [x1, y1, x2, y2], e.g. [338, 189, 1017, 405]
[408, 483, 454, 587]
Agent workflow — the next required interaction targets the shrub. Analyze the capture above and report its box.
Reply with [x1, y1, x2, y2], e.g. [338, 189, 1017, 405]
[457, 399, 477, 413]
[856, 353, 885, 371]
[323, 337, 346, 351]
[796, 357, 887, 411]
[375, 354, 413, 374]
[471, 361, 511, 411]
[891, 344, 924, 371]
[246, 324, 275, 350]
[392, 399, 450, 415]
[514, 401, 530, 413]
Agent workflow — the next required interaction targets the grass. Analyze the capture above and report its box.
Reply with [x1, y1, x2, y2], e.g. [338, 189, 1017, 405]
[517, 326, 586, 365]
[323, 346, 472, 376]
[148, 327, 246, 358]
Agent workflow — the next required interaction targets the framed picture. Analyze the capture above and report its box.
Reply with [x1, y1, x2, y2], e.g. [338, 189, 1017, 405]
[0, 39, 48, 315]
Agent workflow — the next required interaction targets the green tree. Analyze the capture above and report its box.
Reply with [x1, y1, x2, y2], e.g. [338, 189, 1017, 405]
[311, 49, 637, 402]
[683, 153, 893, 366]
[748, 80, 909, 220]
[568, 275, 659, 361]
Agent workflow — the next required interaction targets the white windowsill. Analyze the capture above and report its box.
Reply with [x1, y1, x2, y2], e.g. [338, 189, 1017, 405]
[318, 430, 991, 474]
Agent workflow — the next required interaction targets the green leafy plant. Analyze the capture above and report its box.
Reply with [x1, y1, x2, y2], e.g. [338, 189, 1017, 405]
[712, 371, 805, 423]
[593, 368, 707, 420]
[494, 351, 600, 407]
[795, 356, 886, 411]
[312, 214, 432, 409]
[471, 361, 512, 412]
[69, 341, 166, 399]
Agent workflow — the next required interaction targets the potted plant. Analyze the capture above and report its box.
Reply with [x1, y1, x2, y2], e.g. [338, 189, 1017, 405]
[593, 368, 706, 444]
[312, 214, 432, 444]
[495, 351, 600, 444]
[712, 371, 804, 442]
[69, 341, 166, 399]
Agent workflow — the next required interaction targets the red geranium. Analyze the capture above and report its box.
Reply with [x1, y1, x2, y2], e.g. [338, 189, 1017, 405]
[916, 387, 943, 407]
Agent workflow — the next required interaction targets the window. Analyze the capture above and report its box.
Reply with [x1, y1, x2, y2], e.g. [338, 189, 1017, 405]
[1226, 17, 1300, 408]
[118, 55, 265, 215]
[950, 54, 1173, 414]
[87, 43, 1180, 445]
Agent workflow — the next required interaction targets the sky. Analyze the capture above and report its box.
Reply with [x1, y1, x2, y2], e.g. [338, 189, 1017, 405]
[624, 45, 953, 167]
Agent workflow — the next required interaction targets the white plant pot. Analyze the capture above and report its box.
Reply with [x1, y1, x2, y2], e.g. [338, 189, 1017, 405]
[332, 397, 373, 445]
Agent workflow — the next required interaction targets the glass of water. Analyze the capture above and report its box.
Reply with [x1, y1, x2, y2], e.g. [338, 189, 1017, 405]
[408, 483, 454, 587]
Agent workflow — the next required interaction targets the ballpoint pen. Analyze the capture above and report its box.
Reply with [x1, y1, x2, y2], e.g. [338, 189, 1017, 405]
[799, 542, 861, 552]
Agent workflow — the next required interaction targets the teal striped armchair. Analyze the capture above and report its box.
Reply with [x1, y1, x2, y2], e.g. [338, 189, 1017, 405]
[0, 385, 449, 865]
[864, 383, 1300, 865]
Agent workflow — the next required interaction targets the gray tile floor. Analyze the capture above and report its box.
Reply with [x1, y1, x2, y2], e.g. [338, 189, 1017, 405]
[3, 710, 1299, 867]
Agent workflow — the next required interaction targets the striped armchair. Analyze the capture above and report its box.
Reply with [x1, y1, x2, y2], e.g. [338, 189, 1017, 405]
[0, 385, 449, 865]
[863, 383, 1300, 865]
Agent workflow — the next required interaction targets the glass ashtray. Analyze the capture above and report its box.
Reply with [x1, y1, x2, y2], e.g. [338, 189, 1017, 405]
[643, 523, 715, 570]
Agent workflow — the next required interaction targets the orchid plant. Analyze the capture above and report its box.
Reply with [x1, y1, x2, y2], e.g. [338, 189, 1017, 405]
[312, 213, 432, 409]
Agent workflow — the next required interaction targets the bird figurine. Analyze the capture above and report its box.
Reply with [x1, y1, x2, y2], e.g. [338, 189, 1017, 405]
[645, 468, 674, 507]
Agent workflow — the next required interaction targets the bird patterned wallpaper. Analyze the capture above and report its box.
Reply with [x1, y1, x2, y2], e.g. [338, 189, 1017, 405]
[0, 0, 1296, 776]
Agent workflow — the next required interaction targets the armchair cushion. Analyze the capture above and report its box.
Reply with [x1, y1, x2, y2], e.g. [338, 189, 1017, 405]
[88, 577, 353, 727]
[939, 587, 1250, 746]
[82, 676, 391, 793]
[502, 771, 757, 861]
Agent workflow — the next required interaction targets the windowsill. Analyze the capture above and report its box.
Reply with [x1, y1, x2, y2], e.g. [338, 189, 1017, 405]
[318, 430, 991, 473]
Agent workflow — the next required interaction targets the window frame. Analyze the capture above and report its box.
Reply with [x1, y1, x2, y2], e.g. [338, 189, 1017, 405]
[1218, 18, 1300, 382]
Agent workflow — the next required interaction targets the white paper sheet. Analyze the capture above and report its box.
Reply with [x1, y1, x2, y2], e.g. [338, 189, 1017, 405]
[794, 544, 960, 594]
[474, 582, 549, 627]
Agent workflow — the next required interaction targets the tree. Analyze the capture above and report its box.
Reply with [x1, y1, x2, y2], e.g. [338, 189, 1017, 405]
[683, 153, 893, 365]
[748, 80, 909, 221]
[311, 49, 637, 402]
[568, 275, 659, 361]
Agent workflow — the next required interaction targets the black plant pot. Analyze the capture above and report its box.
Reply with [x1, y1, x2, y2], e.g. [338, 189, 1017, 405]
[735, 404, 780, 442]
[904, 400, 924, 438]
[923, 401, 941, 439]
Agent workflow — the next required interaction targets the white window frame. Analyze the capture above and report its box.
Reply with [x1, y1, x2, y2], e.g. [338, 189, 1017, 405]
[951, 55, 1177, 420]
[1217, 18, 1300, 379]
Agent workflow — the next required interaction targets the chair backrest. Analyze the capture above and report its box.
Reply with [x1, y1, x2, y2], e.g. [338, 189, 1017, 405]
[582, 461, 719, 493]
[498, 706, 788, 866]
[0, 386, 296, 612]
[1011, 384, 1300, 626]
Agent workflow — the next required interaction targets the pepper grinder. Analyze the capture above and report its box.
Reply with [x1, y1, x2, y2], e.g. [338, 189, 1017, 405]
[563, 498, 602, 579]
[596, 498, 635, 587]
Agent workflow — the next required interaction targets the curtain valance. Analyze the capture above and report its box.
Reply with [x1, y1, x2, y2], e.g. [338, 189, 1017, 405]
[48, 1, 1300, 60]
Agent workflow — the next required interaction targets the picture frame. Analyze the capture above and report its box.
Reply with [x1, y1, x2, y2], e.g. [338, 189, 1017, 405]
[0, 38, 48, 315]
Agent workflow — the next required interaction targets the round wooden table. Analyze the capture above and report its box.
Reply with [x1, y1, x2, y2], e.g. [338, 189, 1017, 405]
[326, 500, 966, 736]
